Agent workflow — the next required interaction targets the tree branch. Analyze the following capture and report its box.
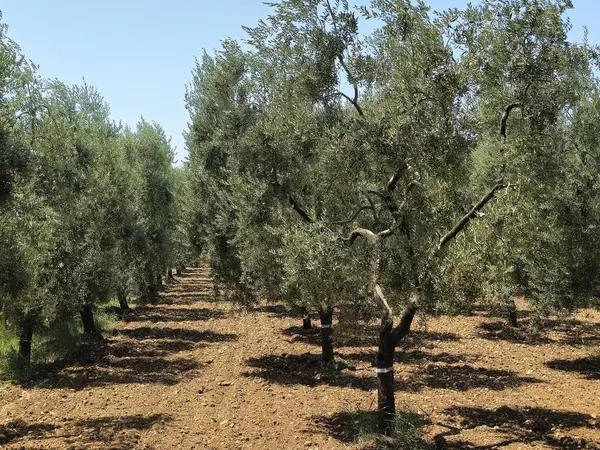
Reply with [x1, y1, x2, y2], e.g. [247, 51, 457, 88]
[324, 0, 364, 118]
[344, 227, 378, 245]
[390, 297, 418, 344]
[332, 205, 373, 225]
[437, 183, 504, 252]
[334, 91, 364, 117]
[500, 103, 521, 139]
[289, 196, 314, 223]
[373, 284, 393, 322]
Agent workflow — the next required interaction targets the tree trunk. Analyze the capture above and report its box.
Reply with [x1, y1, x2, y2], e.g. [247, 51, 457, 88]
[318, 308, 334, 363]
[147, 283, 158, 302]
[118, 291, 130, 312]
[156, 274, 164, 291]
[18, 314, 35, 369]
[301, 307, 312, 330]
[375, 303, 417, 435]
[176, 267, 183, 276]
[507, 297, 518, 327]
[80, 305, 96, 334]
[376, 321, 396, 435]
[168, 268, 175, 280]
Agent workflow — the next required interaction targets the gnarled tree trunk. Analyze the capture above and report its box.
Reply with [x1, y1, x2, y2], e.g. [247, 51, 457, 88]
[80, 305, 96, 334]
[318, 307, 334, 363]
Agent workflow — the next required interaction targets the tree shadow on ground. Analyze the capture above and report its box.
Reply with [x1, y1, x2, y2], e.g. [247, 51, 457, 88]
[125, 306, 226, 323]
[477, 321, 551, 345]
[159, 289, 215, 304]
[281, 325, 461, 349]
[0, 414, 170, 448]
[254, 304, 303, 319]
[25, 328, 237, 389]
[478, 317, 600, 347]
[546, 356, 600, 380]
[440, 405, 597, 449]
[543, 318, 600, 346]
[398, 365, 542, 392]
[116, 327, 237, 343]
[342, 350, 475, 366]
[243, 353, 375, 391]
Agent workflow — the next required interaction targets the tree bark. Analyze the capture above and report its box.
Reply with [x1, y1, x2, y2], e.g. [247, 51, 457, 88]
[376, 303, 417, 435]
[168, 268, 175, 280]
[301, 307, 312, 330]
[18, 313, 35, 369]
[507, 297, 518, 327]
[376, 321, 396, 435]
[318, 308, 334, 363]
[118, 291, 130, 312]
[176, 267, 183, 276]
[156, 274, 164, 291]
[80, 305, 96, 334]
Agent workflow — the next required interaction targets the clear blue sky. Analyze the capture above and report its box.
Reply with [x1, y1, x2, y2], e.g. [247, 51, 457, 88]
[2, 1, 598, 164]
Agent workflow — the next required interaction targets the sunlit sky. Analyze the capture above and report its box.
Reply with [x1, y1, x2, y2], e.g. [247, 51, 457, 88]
[2, 1, 598, 164]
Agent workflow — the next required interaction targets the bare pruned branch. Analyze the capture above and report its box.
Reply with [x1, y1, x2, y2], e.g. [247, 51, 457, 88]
[344, 227, 378, 245]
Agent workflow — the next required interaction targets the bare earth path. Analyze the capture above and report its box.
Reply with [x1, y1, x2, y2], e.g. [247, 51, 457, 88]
[1, 268, 600, 449]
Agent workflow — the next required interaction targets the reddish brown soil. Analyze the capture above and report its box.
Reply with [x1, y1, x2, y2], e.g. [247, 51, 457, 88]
[1, 268, 600, 449]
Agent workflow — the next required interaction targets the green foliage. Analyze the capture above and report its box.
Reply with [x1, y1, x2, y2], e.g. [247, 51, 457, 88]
[0, 10, 182, 375]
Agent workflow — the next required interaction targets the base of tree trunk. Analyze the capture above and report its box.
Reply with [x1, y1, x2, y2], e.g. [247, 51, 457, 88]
[118, 293, 130, 312]
[376, 322, 397, 435]
[302, 317, 312, 330]
[18, 314, 35, 369]
[157, 274, 165, 291]
[80, 305, 97, 334]
[176, 267, 183, 276]
[377, 369, 396, 435]
[301, 307, 312, 330]
[168, 268, 175, 280]
[507, 298, 518, 327]
[319, 308, 334, 363]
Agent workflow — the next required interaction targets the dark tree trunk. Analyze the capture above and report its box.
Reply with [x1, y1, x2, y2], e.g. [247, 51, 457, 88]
[318, 308, 334, 363]
[118, 291, 130, 312]
[375, 304, 417, 435]
[147, 283, 158, 302]
[156, 274, 164, 291]
[301, 307, 312, 330]
[176, 267, 183, 276]
[376, 321, 397, 435]
[507, 298, 518, 327]
[80, 305, 96, 334]
[168, 268, 175, 280]
[18, 314, 35, 369]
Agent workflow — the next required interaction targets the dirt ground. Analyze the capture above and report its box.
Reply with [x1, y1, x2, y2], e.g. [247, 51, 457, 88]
[1, 268, 600, 449]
